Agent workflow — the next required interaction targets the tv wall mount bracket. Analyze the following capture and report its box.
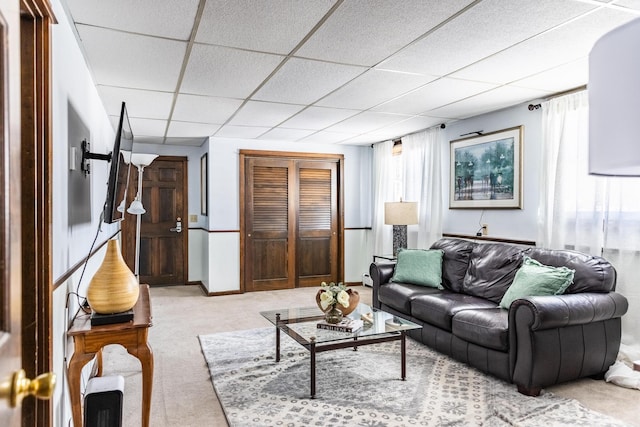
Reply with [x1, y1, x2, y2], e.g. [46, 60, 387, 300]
[81, 139, 112, 176]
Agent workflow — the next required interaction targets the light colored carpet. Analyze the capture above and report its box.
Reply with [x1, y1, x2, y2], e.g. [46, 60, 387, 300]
[200, 327, 631, 427]
[98, 285, 639, 427]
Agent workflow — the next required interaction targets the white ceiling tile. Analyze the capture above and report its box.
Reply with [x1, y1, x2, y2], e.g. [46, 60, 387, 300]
[378, 0, 598, 77]
[451, 9, 638, 84]
[228, 101, 305, 127]
[252, 58, 366, 104]
[428, 86, 551, 119]
[316, 69, 438, 110]
[299, 131, 357, 144]
[280, 106, 360, 130]
[614, 0, 640, 11]
[513, 58, 589, 92]
[215, 126, 271, 139]
[325, 112, 412, 134]
[133, 136, 166, 145]
[373, 78, 498, 115]
[367, 116, 446, 141]
[66, 0, 200, 40]
[173, 94, 243, 124]
[258, 128, 316, 141]
[98, 86, 174, 120]
[128, 118, 168, 137]
[167, 121, 220, 138]
[181, 44, 284, 98]
[196, 0, 337, 54]
[340, 133, 389, 145]
[163, 137, 208, 147]
[76, 25, 186, 91]
[296, 0, 475, 66]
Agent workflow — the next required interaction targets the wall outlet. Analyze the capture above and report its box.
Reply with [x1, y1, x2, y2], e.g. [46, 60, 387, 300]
[481, 224, 488, 235]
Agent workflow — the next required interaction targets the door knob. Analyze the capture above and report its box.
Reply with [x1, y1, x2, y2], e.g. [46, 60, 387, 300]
[0, 369, 56, 408]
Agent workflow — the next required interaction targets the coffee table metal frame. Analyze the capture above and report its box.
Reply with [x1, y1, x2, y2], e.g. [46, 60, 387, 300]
[260, 305, 421, 398]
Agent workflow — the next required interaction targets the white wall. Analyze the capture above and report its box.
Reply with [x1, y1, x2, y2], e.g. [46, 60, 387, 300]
[441, 102, 544, 242]
[199, 137, 373, 292]
[51, 0, 120, 425]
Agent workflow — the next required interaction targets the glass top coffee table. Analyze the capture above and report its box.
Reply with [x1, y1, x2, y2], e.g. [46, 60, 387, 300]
[260, 303, 421, 398]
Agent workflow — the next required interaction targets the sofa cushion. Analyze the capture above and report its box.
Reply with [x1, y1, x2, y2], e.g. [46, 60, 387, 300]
[499, 256, 575, 309]
[378, 282, 440, 314]
[430, 238, 475, 292]
[452, 308, 509, 351]
[411, 292, 498, 331]
[524, 247, 616, 293]
[463, 242, 526, 303]
[391, 248, 444, 289]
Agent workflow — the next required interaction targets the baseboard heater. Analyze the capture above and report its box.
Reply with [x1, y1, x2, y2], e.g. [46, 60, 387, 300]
[84, 375, 124, 427]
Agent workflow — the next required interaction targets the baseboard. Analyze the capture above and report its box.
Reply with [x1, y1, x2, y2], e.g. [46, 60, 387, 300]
[191, 281, 362, 296]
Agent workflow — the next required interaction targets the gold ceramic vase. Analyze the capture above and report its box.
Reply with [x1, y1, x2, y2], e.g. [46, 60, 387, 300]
[87, 239, 139, 314]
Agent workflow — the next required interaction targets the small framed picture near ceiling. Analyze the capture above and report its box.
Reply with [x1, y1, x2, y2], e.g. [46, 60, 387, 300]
[200, 153, 208, 216]
[449, 126, 523, 209]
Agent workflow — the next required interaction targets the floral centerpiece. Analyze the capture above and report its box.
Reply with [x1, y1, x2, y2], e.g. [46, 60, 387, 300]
[316, 281, 360, 324]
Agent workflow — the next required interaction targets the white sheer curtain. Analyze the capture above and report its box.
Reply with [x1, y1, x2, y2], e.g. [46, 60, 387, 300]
[539, 90, 640, 357]
[372, 140, 395, 255]
[402, 127, 444, 248]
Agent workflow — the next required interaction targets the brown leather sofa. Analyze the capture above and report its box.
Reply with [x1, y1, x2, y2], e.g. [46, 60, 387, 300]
[370, 237, 628, 396]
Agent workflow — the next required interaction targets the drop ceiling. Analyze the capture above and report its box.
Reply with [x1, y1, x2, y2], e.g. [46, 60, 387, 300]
[61, 0, 640, 147]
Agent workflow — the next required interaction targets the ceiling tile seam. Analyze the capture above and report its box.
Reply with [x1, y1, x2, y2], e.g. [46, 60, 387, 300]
[286, 2, 489, 113]
[438, 5, 624, 83]
[72, 22, 194, 43]
[572, 0, 640, 14]
[247, 2, 483, 133]
[372, 0, 484, 70]
[163, 0, 209, 143]
[211, 0, 346, 138]
[363, 7, 630, 116]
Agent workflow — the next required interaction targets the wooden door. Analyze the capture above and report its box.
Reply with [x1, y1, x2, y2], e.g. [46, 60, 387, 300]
[123, 157, 188, 286]
[244, 158, 295, 292]
[1, 1, 54, 425]
[241, 151, 343, 292]
[296, 161, 338, 287]
[0, 6, 21, 425]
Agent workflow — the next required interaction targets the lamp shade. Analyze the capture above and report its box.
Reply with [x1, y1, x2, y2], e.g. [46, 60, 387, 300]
[127, 199, 146, 215]
[384, 201, 418, 225]
[589, 17, 640, 176]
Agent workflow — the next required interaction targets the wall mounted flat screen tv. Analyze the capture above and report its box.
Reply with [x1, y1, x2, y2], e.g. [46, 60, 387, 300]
[103, 102, 133, 223]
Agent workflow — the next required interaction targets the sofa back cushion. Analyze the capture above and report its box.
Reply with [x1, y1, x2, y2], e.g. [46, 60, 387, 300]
[463, 242, 526, 303]
[430, 238, 475, 292]
[524, 247, 616, 293]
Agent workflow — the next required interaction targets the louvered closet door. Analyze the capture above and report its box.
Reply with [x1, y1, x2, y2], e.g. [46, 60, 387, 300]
[297, 161, 338, 287]
[245, 158, 295, 291]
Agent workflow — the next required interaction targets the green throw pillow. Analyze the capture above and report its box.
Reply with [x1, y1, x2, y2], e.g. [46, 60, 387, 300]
[499, 256, 575, 309]
[391, 248, 444, 289]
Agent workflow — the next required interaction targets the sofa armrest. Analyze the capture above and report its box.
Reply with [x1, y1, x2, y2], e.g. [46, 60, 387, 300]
[369, 262, 396, 309]
[509, 291, 628, 395]
[510, 292, 628, 331]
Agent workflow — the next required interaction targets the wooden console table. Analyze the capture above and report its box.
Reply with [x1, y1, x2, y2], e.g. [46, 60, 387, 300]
[67, 284, 153, 427]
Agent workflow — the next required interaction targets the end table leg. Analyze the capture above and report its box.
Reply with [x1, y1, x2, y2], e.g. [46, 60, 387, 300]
[401, 332, 407, 381]
[310, 338, 316, 399]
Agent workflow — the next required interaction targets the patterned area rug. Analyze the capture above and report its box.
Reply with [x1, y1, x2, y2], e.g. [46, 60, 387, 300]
[199, 328, 629, 427]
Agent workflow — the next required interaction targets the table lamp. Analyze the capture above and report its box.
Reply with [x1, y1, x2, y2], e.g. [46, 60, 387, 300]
[385, 200, 418, 256]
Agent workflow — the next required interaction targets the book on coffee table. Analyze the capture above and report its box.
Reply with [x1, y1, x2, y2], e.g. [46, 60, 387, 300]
[317, 317, 363, 332]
